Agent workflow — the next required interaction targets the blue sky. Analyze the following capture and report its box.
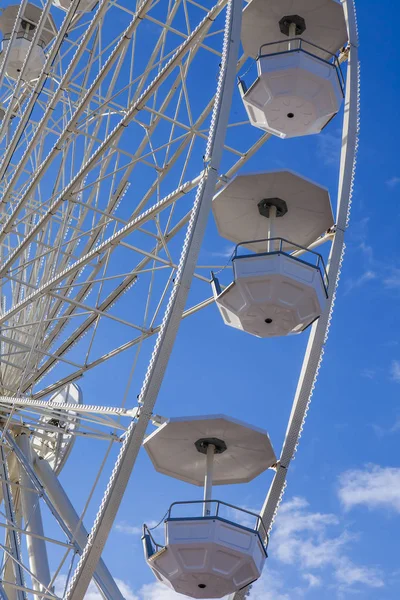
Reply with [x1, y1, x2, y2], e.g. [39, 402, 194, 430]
[1, 0, 399, 598]
[93, 1, 400, 598]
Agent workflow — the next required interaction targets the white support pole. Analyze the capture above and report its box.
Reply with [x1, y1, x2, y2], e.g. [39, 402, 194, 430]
[288, 22, 297, 50]
[0, 582, 8, 600]
[32, 453, 124, 600]
[203, 444, 215, 516]
[0, 447, 26, 600]
[16, 434, 51, 599]
[267, 205, 276, 252]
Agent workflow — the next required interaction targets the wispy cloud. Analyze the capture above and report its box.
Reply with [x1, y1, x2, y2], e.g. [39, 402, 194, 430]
[338, 464, 400, 513]
[272, 496, 383, 589]
[386, 176, 400, 189]
[361, 368, 376, 379]
[344, 270, 376, 295]
[207, 244, 235, 259]
[137, 582, 184, 599]
[390, 360, 400, 382]
[317, 129, 342, 166]
[384, 268, 400, 289]
[358, 241, 374, 263]
[115, 520, 158, 535]
[55, 576, 138, 600]
[302, 573, 321, 588]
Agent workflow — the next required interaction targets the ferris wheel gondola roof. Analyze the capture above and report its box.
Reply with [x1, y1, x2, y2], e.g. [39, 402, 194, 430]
[0, 3, 57, 46]
[212, 170, 334, 253]
[143, 414, 276, 486]
[242, 0, 348, 60]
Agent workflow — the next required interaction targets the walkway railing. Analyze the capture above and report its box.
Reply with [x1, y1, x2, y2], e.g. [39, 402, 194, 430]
[233, 237, 329, 297]
[258, 38, 345, 94]
[143, 499, 269, 557]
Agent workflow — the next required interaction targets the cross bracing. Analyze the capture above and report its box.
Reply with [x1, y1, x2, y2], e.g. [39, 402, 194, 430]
[0, 0, 271, 597]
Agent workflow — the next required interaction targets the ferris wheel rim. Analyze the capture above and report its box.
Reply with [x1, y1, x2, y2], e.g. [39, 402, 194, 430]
[0, 0, 360, 598]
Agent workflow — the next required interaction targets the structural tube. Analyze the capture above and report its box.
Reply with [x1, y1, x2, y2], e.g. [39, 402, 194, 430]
[203, 444, 215, 516]
[16, 433, 51, 598]
[32, 453, 124, 600]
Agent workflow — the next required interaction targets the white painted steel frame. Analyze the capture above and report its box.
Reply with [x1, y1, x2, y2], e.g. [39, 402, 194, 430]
[64, 0, 243, 596]
[4, 432, 125, 600]
[0, 0, 358, 597]
[230, 1, 360, 597]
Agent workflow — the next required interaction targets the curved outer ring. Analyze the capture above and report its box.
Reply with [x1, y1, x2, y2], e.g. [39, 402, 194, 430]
[230, 0, 360, 598]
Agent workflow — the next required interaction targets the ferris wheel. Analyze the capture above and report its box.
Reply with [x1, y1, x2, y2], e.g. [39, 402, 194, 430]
[0, 0, 359, 599]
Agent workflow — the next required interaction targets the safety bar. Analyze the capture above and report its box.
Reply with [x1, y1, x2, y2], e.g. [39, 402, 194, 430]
[258, 38, 345, 94]
[2, 32, 47, 49]
[142, 523, 165, 559]
[233, 237, 329, 296]
[167, 499, 269, 548]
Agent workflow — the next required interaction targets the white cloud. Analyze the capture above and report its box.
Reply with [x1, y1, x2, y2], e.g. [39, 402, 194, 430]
[138, 582, 185, 599]
[247, 570, 291, 600]
[358, 241, 374, 263]
[344, 270, 376, 295]
[115, 520, 159, 535]
[302, 573, 321, 588]
[270, 496, 383, 589]
[54, 576, 138, 600]
[384, 268, 400, 289]
[208, 244, 235, 259]
[386, 176, 400, 189]
[335, 561, 384, 588]
[115, 522, 142, 535]
[338, 465, 400, 513]
[391, 360, 400, 382]
[361, 368, 376, 379]
[317, 129, 342, 165]
[272, 497, 349, 570]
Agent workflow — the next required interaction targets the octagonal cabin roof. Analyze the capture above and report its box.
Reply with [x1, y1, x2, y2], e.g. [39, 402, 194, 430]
[143, 414, 276, 486]
[242, 0, 348, 60]
[212, 170, 333, 253]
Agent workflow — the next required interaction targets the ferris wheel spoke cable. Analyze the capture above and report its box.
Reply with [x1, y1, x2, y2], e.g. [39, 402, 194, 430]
[14, 129, 266, 396]
[0, 0, 198, 232]
[0, 0, 230, 284]
[0, 0, 104, 188]
[63, 0, 242, 596]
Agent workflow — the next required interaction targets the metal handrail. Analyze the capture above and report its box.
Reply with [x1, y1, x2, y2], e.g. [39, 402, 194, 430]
[257, 38, 345, 94]
[233, 237, 329, 296]
[167, 499, 269, 549]
[2, 32, 46, 49]
[142, 523, 164, 556]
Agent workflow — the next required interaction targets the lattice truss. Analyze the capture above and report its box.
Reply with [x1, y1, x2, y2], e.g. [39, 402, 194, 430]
[0, 0, 270, 597]
[0, 0, 268, 402]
